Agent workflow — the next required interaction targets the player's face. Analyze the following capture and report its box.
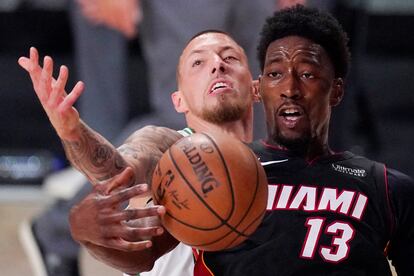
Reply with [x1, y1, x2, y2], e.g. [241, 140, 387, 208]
[177, 33, 255, 124]
[259, 36, 343, 149]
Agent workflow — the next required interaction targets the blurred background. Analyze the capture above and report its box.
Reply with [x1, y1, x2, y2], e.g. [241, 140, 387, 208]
[0, 0, 413, 275]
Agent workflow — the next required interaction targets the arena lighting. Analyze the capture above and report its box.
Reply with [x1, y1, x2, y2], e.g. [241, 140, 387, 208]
[0, 150, 64, 184]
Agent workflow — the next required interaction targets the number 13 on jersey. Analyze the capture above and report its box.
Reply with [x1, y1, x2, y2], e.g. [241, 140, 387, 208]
[300, 217, 355, 263]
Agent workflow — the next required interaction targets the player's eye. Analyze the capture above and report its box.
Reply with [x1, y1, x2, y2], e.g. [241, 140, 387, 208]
[301, 72, 315, 79]
[192, 60, 203, 67]
[223, 56, 237, 62]
[267, 71, 282, 79]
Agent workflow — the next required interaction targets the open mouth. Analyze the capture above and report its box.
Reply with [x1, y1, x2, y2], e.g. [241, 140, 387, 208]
[278, 106, 304, 122]
[209, 81, 232, 95]
[279, 107, 303, 119]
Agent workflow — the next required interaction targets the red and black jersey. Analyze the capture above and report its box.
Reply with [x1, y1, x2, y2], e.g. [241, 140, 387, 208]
[195, 140, 414, 276]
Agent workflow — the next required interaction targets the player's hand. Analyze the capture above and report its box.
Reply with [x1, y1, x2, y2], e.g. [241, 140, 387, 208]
[69, 167, 166, 252]
[18, 47, 84, 141]
[77, 0, 141, 38]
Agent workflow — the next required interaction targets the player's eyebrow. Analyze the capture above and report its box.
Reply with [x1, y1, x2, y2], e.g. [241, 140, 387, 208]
[188, 49, 206, 57]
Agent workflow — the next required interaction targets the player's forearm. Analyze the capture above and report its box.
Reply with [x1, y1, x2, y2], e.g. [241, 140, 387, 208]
[61, 120, 126, 183]
[81, 230, 179, 274]
[83, 242, 157, 274]
[62, 124, 182, 186]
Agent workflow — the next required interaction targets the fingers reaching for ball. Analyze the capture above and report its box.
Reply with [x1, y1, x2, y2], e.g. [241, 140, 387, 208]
[69, 169, 166, 251]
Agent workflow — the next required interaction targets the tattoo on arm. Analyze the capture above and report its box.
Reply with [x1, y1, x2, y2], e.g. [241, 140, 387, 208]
[62, 123, 126, 183]
[62, 124, 181, 187]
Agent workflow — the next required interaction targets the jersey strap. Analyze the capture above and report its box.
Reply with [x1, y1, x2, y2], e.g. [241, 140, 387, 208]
[177, 127, 195, 137]
[194, 250, 214, 276]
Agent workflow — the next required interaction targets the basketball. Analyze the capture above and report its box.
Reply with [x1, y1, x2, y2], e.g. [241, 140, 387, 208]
[151, 132, 268, 251]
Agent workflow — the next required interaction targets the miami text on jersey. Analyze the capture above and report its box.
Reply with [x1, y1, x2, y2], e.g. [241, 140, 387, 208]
[266, 184, 368, 220]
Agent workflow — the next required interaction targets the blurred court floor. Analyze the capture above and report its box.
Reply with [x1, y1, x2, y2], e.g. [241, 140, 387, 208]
[0, 185, 120, 276]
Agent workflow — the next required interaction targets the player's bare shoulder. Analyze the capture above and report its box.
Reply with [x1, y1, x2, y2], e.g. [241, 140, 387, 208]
[124, 125, 182, 152]
[117, 125, 183, 184]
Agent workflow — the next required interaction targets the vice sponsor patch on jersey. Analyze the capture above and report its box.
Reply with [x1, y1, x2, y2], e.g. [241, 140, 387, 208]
[332, 164, 367, 177]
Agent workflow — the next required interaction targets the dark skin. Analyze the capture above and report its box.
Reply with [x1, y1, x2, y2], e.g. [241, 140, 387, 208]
[259, 36, 344, 160]
[69, 168, 163, 251]
[68, 128, 182, 274]
[69, 168, 179, 274]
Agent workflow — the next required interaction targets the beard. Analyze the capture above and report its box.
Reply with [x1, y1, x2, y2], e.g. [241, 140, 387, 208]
[272, 127, 311, 153]
[199, 99, 248, 124]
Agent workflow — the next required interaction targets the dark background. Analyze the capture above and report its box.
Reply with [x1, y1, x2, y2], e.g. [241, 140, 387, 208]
[0, 5, 149, 184]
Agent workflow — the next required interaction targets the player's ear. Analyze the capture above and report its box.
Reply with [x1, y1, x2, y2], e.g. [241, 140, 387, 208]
[171, 90, 188, 113]
[330, 78, 344, 107]
[257, 75, 265, 99]
[252, 80, 261, 102]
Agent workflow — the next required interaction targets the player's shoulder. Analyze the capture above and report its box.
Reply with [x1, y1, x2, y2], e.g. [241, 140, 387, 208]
[248, 139, 284, 154]
[248, 140, 287, 160]
[386, 167, 414, 191]
[347, 152, 414, 191]
[337, 151, 389, 176]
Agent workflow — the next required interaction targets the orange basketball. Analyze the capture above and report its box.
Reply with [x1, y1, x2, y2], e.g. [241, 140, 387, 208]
[151, 132, 268, 251]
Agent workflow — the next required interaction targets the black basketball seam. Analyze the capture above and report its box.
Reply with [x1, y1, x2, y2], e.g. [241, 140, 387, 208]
[211, 150, 261, 248]
[224, 207, 267, 249]
[185, 205, 267, 249]
[230, 150, 262, 228]
[175, 139, 267, 249]
[223, 150, 266, 248]
[164, 212, 222, 231]
[202, 132, 237, 221]
[226, 151, 266, 247]
[161, 134, 267, 249]
[164, 142, 229, 231]
[164, 145, 229, 230]
[167, 133, 247, 237]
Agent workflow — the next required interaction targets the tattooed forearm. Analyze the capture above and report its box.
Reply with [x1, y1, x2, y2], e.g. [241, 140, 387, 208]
[62, 122, 126, 183]
[61, 123, 181, 187]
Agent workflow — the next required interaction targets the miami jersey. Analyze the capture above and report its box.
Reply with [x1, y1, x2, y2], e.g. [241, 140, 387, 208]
[195, 140, 414, 276]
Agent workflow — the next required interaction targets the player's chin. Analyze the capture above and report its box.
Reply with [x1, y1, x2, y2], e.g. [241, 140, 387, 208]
[275, 129, 311, 149]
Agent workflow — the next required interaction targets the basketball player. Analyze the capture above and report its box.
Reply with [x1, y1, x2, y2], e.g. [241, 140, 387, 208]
[191, 5, 414, 275]
[71, 5, 414, 276]
[19, 30, 259, 275]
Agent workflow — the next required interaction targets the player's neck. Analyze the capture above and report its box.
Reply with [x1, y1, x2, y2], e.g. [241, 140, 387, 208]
[266, 137, 332, 161]
[186, 116, 253, 143]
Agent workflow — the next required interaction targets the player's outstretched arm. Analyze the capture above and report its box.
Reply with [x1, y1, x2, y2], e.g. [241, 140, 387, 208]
[18, 47, 126, 183]
[18, 48, 181, 185]
[61, 124, 182, 186]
